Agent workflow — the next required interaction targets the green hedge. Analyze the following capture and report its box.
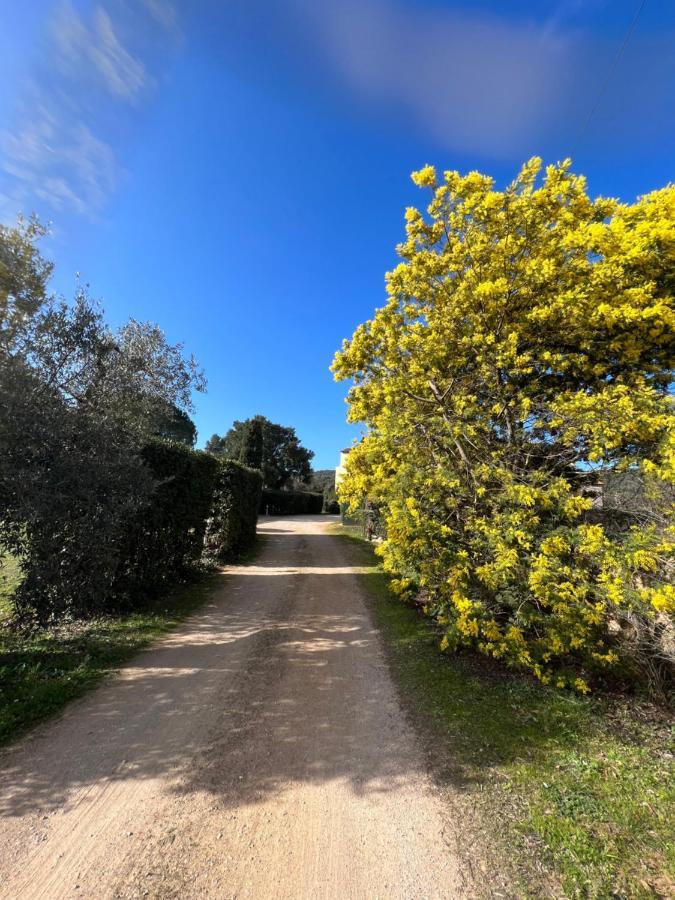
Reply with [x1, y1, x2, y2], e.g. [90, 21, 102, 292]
[205, 460, 262, 561]
[260, 489, 323, 516]
[114, 440, 220, 601]
[114, 449, 263, 596]
[9, 440, 263, 622]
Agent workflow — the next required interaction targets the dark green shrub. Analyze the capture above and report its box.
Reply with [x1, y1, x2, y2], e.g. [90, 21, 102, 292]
[260, 489, 323, 516]
[9, 440, 262, 623]
[6, 395, 158, 625]
[114, 440, 220, 601]
[205, 460, 263, 561]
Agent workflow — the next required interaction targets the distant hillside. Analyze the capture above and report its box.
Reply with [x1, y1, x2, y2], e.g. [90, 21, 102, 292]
[309, 469, 335, 492]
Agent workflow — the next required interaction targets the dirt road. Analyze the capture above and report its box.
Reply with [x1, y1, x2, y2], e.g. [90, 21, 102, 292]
[0, 517, 475, 899]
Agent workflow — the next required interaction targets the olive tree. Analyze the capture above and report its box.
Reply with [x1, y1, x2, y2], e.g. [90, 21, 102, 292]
[0, 220, 205, 623]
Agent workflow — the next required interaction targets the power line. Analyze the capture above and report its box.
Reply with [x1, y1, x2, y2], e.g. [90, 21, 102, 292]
[575, 0, 648, 148]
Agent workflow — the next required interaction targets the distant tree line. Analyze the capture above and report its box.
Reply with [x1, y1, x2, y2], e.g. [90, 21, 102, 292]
[308, 470, 339, 513]
[205, 418, 339, 513]
[206, 415, 314, 490]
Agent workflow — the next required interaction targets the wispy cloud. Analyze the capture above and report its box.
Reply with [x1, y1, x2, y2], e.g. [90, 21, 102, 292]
[141, 0, 179, 32]
[288, 0, 673, 160]
[291, 0, 573, 157]
[2, 96, 118, 216]
[0, 1, 178, 221]
[53, 2, 148, 103]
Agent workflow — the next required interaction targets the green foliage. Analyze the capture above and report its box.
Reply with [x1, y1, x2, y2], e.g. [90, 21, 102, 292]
[204, 432, 224, 455]
[205, 460, 263, 561]
[239, 416, 264, 469]
[0, 219, 206, 625]
[5, 398, 157, 624]
[260, 489, 323, 516]
[309, 469, 336, 492]
[0, 216, 52, 352]
[7, 439, 262, 621]
[324, 494, 340, 514]
[152, 403, 198, 446]
[339, 530, 675, 898]
[0, 554, 21, 622]
[333, 159, 675, 693]
[207, 415, 314, 489]
[309, 469, 340, 513]
[114, 441, 220, 600]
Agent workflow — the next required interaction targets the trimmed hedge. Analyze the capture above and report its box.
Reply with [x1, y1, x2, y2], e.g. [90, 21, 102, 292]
[107, 448, 263, 599]
[8, 416, 161, 624]
[9, 439, 262, 622]
[114, 440, 220, 601]
[260, 489, 323, 516]
[205, 460, 263, 561]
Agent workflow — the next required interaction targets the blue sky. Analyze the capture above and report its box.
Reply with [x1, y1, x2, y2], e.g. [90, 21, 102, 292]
[1, 1, 674, 469]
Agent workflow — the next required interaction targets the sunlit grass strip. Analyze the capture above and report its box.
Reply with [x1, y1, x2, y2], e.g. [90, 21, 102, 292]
[0, 553, 22, 623]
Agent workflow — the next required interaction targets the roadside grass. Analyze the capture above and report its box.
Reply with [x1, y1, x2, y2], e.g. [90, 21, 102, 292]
[335, 523, 364, 540]
[0, 565, 225, 749]
[0, 553, 22, 623]
[333, 527, 675, 899]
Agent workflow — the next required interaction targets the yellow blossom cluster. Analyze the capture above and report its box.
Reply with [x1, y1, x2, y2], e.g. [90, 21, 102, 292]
[333, 158, 674, 691]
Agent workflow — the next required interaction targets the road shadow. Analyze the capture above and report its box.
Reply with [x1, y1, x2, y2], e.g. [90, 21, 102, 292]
[0, 518, 578, 824]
